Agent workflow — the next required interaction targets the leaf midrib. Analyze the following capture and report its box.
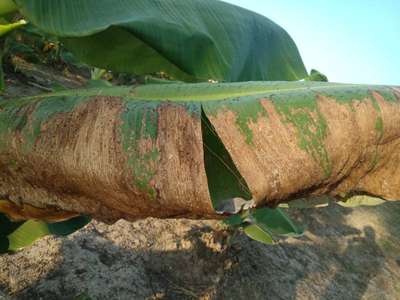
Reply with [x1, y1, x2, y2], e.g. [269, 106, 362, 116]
[18, 82, 369, 103]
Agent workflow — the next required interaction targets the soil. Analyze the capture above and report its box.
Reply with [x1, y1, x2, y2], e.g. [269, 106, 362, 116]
[1, 202, 400, 300]
[1, 57, 400, 300]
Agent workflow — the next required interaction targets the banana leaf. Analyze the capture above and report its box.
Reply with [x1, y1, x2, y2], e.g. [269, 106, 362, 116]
[250, 208, 303, 237]
[0, 0, 17, 16]
[14, 0, 307, 82]
[0, 213, 91, 253]
[243, 224, 274, 245]
[224, 207, 303, 245]
[337, 195, 387, 208]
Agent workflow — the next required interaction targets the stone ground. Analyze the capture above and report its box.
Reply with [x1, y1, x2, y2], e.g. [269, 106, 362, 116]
[1, 202, 400, 300]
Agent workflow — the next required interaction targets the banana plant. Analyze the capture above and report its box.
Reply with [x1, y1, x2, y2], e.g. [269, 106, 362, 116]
[0, 81, 399, 249]
[0, 0, 310, 249]
[0, 0, 398, 251]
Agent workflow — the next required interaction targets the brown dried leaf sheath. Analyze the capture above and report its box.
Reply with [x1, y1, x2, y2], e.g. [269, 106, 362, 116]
[0, 82, 399, 222]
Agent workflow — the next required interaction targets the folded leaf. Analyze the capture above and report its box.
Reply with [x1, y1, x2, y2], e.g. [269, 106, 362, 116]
[15, 0, 307, 82]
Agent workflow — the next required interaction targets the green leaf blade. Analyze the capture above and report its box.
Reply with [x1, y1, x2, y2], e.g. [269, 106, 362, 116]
[48, 216, 91, 236]
[0, 20, 27, 37]
[244, 224, 274, 245]
[251, 208, 304, 237]
[7, 220, 50, 252]
[0, 213, 91, 253]
[15, 0, 307, 82]
[0, 0, 18, 16]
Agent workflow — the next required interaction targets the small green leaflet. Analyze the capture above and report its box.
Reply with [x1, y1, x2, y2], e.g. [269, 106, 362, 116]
[251, 208, 304, 237]
[243, 224, 274, 245]
[7, 220, 50, 251]
[0, 213, 91, 253]
[337, 195, 387, 208]
[0, 214, 22, 252]
[223, 207, 303, 245]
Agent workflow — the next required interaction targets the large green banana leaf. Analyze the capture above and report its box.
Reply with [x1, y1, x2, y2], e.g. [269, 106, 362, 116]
[0, 0, 17, 15]
[0, 81, 399, 222]
[13, 0, 307, 82]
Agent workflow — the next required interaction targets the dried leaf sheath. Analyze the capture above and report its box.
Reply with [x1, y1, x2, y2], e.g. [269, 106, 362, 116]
[0, 82, 399, 222]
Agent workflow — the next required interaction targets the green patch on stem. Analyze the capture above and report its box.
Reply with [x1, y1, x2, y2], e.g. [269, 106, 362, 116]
[8, 159, 17, 169]
[375, 116, 384, 138]
[316, 85, 397, 115]
[0, 105, 28, 152]
[0, 95, 87, 153]
[272, 91, 331, 177]
[369, 96, 384, 168]
[374, 88, 398, 103]
[370, 96, 381, 112]
[317, 86, 372, 104]
[203, 97, 268, 145]
[120, 101, 161, 200]
[370, 151, 380, 169]
[230, 100, 268, 145]
[21, 96, 88, 153]
[370, 97, 384, 138]
[0, 97, 42, 152]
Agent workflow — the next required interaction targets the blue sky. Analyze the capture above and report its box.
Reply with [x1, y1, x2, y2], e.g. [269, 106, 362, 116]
[224, 0, 400, 85]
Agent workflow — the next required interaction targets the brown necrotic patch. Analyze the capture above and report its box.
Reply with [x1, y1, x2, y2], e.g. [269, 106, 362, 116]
[0, 97, 129, 222]
[152, 104, 214, 217]
[204, 98, 327, 206]
[205, 95, 400, 207]
[0, 97, 216, 222]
